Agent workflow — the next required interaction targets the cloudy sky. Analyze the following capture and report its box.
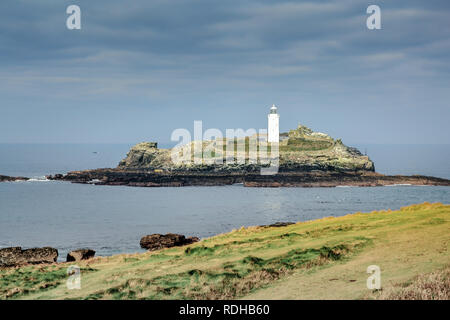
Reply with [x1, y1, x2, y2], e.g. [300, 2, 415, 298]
[0, 0, 449, 144]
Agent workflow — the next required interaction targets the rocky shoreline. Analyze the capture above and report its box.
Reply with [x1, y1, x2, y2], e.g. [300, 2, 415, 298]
[0, 233, 200, 268]
[0, 175, 29, 182]
[0, 247, 97, 268]
[46, 168, 450, 187]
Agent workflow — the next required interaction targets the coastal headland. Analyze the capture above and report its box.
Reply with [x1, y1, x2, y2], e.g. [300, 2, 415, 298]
[1, 202, 448, 300]
[46, 125, 450, 187]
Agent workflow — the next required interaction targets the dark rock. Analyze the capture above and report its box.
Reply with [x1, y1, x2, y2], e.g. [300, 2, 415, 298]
[66, 249, 96, 262]
[140, 233, 200, 251]
[47, 168, 450, 188]
[21, 247, 58, 264]
[0, 175, 29, 182]
[0, 247, 22, 267]
[46, 173, 64, 180]
[0, 247, 58, 267]
[186, 236, 200, 244]
[261, 222, 295, 228]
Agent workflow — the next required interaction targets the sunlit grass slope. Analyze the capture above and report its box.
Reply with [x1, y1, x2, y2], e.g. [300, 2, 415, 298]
[1, 202, 448, 300]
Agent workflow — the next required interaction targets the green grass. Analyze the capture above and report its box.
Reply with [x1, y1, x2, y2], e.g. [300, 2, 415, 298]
[75, 243, 362, 300]
[1, 202, 449, 300]
[0, 265, 96, 299]
[282, 137, 333, 151]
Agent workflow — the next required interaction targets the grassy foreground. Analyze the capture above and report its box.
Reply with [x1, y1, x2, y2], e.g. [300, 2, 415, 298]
[1, 202, 449, 300]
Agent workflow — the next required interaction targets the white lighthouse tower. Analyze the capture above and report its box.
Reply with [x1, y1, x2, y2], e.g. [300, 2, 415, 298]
[268, 104, 279, 143]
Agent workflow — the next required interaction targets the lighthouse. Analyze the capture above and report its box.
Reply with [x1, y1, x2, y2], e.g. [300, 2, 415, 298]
[268, 104, 279, 143]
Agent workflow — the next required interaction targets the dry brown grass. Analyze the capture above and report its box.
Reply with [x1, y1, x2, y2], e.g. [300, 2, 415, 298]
[184, 268, 285, 300]
[374, 265, 450, 300]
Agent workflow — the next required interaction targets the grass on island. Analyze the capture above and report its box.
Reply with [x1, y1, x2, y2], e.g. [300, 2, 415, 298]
[185, 134, 335, 162]
[1, 202, 449, 300]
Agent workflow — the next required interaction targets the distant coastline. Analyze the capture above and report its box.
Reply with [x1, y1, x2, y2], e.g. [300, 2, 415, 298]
[0, 175, 28, 182]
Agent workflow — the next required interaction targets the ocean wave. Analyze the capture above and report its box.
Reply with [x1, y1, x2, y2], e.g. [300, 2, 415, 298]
[27, 176, 51, 182]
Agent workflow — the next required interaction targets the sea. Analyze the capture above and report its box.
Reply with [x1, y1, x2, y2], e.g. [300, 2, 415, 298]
[0, 143, 449, 260]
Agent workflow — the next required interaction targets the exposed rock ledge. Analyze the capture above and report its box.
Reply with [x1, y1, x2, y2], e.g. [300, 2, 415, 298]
[140, 233, 200, 251]
[0, 175, 29, 182]
[66, 249, 96, 262]
[0, 247, 58, 267]
[47, 169, 450, 187]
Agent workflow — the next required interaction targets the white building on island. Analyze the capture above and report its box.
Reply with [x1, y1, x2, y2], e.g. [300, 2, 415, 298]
[268, 104, 279, 143]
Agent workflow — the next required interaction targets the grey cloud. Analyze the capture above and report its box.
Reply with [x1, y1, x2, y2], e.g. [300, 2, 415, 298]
[0, 0, 449, 143]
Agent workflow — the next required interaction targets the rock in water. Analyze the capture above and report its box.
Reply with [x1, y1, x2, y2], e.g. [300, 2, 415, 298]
[0, 175, 29, 182]
[66, 249, 96, 262]
[186, 236, 200, 244]
[140, 233, 199, 251]
[116, 124, 375, 172]
[0, 247, 58, 267]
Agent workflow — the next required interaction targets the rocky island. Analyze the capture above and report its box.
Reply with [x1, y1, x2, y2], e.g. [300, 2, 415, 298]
[47, 124, 450, 187]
